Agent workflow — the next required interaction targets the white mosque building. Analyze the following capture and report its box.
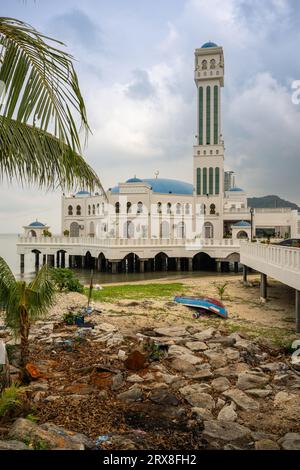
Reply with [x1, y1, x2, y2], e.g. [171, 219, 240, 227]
[18, 42, 300, 274]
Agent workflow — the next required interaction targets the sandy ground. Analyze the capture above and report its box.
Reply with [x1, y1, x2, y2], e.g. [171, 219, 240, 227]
[49, 272, 298, 335]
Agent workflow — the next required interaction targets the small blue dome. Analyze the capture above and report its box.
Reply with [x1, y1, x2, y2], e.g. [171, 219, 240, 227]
[228, 187, 244, 192]
[201, 41, 218, 48]
[233, 220, 251, 227]
[126, 177, 143, 183]
[29, 220, 45, 227]
[111, 178, 193, 195]
[76, 190, 91, 197]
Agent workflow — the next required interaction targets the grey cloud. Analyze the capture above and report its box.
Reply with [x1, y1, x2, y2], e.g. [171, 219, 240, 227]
[126, 69, 156, 100]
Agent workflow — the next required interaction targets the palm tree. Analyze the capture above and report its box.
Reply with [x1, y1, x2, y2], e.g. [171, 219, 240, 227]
[0, 17, 104, 193]
[0, 257, 55, 374]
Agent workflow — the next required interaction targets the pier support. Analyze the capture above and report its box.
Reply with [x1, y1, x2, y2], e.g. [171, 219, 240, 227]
[43, 254, 46, 265]
[216, 261, 222, 273]
[296, 290, 300, 333]
[260, 273, 267, 301]
[111, 262, 118, 274]
[243, 265, 248, 285]
[20, 254, 25, 273]
[34, 252, 40, 269]
[188, 258, 193, 271]
[139, 260, 145, 273]
[234, 262, 239, 273]
[176, 258, 181, 271]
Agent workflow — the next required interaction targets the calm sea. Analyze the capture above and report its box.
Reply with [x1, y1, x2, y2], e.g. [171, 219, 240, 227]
[0, 233, 223, 284]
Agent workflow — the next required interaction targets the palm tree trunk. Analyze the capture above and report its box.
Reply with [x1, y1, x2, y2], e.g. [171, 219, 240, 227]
[20, 308, 30, 367]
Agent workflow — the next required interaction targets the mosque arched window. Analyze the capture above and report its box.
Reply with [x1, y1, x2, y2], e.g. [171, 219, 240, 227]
[167, 203, 172, 214]
[210, 58, 216, 69]
[68, 205, 73, 216]
[210, 203, 216, 215]
[88, 205, 91, 216]
[202, 59, 207, 70]
[185, 204, 190, 215]
[76, 205, 81, 216]
[176, 203, 181, 215]
[157, 202, 162, 214]
[115, 202, 120, 214]
[92, 204, 95, 215]
[127, 202, 132, 214]
[137, 202, 143, 214]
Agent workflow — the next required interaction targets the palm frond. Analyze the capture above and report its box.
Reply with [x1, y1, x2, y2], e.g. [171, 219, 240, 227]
[0, 256, 16, 306]
[27, 264, 55, 319]
[0, 116, 104, 192]
[0, 17, 105, 193]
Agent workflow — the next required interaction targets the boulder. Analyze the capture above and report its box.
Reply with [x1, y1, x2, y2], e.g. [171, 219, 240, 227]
[223, 388, 260, 411]
[278, 433, 300, 450]
[149, 389, 179, 406]
[203, 350, 227, 369]
[237, 371, 269, 390]
[127, 374, 144, 383]
[154, 326, 187, 337]
[211, 377, 231, 392]
[255, 439, 280, 450]
[193, 328, 215, 341]
[0, 440, 29, 450]
[179, 384, 214, 409]
[203, 420, 251, 442]
[217, 403, 237, 422]
[117, 385, 143, 402]
[247, 389, 272, 398]
[8, 419, 87, 450]
[185, 341, 208, 352]
[191, 407, 214, 421]
[169, 358, 195, 373]
[207, 337, 236, 347]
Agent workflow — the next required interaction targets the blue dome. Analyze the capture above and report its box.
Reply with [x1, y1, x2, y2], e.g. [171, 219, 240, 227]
[233, 220, 251, 227]
[76, 190, 91, 197]
[111, 178, 194, 195]
[228, 187, 244, 192]
[126, 177, 143, 183]
[28, 220, 45, 227]
[201, 41, 218, 48]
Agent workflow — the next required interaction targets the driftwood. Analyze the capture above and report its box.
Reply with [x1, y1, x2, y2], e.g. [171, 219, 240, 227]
[0, 340, 11, 390]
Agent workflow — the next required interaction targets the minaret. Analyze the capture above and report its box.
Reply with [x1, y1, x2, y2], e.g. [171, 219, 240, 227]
[193, 41, 225, 239]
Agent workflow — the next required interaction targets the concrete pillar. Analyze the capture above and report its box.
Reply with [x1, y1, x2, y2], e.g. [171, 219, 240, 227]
[20, 254, 25, 273]
[234, 262, 239, 273]
[243, 265, 248, 285]
[296, 290, 300, 333]
[43, 254, 46, 265]
[47, 255, 54, 267]
[260, 273, 267, 300]
[140, 260, 145, 273]
[111, 262, 118, 274]
[216, 261, 222, 273]
[188, 258, 193, 271]
[176, 258, 181, 271]
[34, 252, 40, 268]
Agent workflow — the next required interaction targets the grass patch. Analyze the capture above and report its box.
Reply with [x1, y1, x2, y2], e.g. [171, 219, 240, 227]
[85, 283, 185, 302]
[0, 384, 25, 419]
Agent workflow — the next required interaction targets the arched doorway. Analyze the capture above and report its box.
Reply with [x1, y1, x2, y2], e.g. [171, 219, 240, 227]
[29, 230, 37, 237]
[154, 252, 169, 271]
[85, 251, 94, 269]
[193, 252, 215, 271]
[97, 253, 107, 272]
[123, 253, 140, 273]
[70, 222, 80, 237]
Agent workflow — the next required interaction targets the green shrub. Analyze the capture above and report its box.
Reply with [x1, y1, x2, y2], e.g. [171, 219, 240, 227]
[51, 268, 84, 293]
[0, 384, 25, 418]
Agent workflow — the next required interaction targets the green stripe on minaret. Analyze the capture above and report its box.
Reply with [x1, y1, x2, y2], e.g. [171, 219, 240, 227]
[206, 86, 211, 145]
[198, 87, 203, 145]
[214, 85, 218, 144]
[197, 168, 201, 195]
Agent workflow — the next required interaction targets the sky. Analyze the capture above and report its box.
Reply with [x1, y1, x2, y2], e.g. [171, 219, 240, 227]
[1, 0, 300, 233]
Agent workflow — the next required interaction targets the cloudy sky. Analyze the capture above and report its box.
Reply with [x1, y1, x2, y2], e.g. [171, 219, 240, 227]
[1, 0, 300, 233]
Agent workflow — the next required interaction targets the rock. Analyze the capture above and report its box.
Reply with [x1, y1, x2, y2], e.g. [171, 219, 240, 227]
[124, 351, 146, 371]
[193, 328, 215, 341]
[179, 354, 202, 365]
[217, 403, 237, 422]
[187, 369, 213, 381]
[0, 440, 29, 450]
[154, 326, 187, 337]
[156, 372, 180, 384]
[247, 389, 272, 398]
[207, 337, 236, 347]
[118, 350, 127, 361]
[237, 371, 269, 390]
[223, 388, 260, 411]
[216, 398, 226, 409]
[44, 395, 60, 402]
[191, 407, 213, 421]
[168, 345, 192, 357]
[179, 384, 214, 409]
[170, 358, 194, 373]
[278, 433, 300, 450]
[8, 419, 86, 450]
[127, 374, 144, 383]
[274, 391, 297, 407]
[29, 381, 49, 392]
[203, 350, 227, 369]
[214, 363, 249, 378]
[255, 439, 280, 450]
[261, 362, 287, 373]
[33, 391, 46, 403]
[185, 341, 208, 351]
[149, 389, 179, 406]
[111, 372, 124, 391]
[203, 420, 251, 441]
[40, 423, 94, 449]
[95, 323, 117, 333]
[212, 377, 231, 392]
[224, 348, 240, 361]
[117, 385, 143, 402]
[107, 334, 124, 347]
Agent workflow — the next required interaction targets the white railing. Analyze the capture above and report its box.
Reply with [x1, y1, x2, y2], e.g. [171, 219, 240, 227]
[240, 242, 300, 290]
[17, 236, 241, 248]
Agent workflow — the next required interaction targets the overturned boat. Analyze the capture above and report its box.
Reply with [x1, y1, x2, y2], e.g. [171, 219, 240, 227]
[174, 296, 228, 319]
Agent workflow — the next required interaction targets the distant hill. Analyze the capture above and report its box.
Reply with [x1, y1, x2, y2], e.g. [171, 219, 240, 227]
[247, 195, 300, 211]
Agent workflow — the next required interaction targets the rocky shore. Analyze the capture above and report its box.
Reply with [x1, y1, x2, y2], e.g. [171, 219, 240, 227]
[1, 288, 300, 451]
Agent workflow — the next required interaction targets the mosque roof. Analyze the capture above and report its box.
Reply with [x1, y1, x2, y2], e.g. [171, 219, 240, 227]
[111, 178, 194, 195]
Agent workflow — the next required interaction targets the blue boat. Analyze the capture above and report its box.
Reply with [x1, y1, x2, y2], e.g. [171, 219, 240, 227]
[174, 296, 228, 319]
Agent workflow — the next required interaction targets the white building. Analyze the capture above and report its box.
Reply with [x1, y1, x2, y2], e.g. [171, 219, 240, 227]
[18, 42, 300, 273]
